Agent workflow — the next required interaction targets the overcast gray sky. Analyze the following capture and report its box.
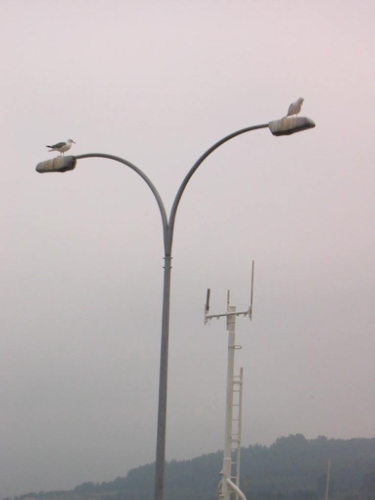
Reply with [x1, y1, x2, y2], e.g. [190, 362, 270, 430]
[1, 0, 375, 497]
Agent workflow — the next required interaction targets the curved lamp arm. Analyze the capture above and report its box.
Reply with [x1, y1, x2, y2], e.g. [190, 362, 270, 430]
[167, 123, 269, 254]
[74, 153, 169, 249]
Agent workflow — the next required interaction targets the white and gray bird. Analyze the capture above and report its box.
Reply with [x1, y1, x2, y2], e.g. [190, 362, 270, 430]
[46, 139, 76, 156]
[287, 97, 304, 117]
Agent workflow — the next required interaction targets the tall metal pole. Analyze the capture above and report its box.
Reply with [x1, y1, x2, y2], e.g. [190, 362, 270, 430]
[154, 254, 172, 500]
[154, 124, 268, 500]
[74, 126, 269, 500]
[37, 118, 316, 500]
[223, 301, 236, 500]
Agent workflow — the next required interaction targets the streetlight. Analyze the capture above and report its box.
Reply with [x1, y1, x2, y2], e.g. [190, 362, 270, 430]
[36, 115, 315, 500]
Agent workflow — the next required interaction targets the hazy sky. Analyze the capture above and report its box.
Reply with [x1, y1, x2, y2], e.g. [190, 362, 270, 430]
[1, 0, 375, 497]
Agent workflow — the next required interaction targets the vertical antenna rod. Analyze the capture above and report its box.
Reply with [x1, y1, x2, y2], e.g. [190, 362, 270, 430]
[249, 260, 255, 320]
[205, 289, 211, 314]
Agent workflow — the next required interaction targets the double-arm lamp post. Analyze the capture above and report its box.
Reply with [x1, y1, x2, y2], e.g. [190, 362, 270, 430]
[36, 115, 315, 500]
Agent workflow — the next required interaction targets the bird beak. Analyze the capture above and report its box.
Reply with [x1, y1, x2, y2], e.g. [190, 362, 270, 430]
[72, 140, 76, 143]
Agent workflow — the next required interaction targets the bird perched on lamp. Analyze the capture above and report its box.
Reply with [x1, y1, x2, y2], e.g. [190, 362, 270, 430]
[286, 98, 304, 117]
[46, 139, 76, 156]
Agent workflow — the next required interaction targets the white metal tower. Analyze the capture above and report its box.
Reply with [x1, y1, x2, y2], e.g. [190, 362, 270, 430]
[204, 262, 254, 500]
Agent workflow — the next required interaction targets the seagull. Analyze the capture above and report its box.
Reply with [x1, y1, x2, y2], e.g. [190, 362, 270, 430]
[46, 139, 76, 156]
[286, 97, 304, 117]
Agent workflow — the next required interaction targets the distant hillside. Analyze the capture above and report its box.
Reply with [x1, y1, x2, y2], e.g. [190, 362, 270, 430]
[9, 434, 375, 500]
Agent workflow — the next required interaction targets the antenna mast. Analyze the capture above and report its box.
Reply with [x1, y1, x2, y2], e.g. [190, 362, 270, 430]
[204, 262, 255, 500]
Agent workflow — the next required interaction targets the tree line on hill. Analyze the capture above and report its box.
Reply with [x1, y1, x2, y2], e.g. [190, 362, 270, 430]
[8, 434, 375, 500]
